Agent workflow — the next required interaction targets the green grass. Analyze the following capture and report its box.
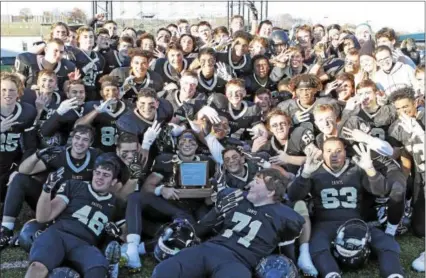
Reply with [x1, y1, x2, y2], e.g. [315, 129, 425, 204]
[0, 204, 424, 277]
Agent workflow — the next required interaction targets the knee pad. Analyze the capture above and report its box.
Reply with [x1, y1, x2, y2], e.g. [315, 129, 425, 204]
[294, 201, 309, 217]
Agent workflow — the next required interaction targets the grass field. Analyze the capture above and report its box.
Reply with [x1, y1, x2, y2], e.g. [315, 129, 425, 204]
[0, 204, 424, 278]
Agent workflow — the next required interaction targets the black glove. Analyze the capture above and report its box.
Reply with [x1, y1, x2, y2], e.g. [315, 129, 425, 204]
[36, 146, 63, 164]
[42, 167, 65, 194]
[215, 189, 244, 219]
[245, 0, 258, 20]
[129, 153, 143, 179]
[104, 222, 122, 240]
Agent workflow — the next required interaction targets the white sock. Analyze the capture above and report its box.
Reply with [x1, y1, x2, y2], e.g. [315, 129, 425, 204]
[126, 234, 141, 245]
[386, 223, 398, 236]
[2, 222, 14, 231]
[299, 242, 309, 256]
[406, 198, 412, 209]
[138, 242, 146, 255]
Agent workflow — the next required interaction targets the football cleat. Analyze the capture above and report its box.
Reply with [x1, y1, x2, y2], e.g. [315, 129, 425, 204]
[412, 252, 425, 272]
[104, 241, 121, 278]
[0, 226, 13, 251]
[119, 243, 142, 273]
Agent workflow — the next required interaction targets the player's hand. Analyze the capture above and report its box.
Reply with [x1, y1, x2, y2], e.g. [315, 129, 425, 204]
[292, 110, 310, 125]
[342, 127, 370, 143]
[270, 150, 291, 166]
[215, 189, 244, 219]
[139, 148, 150, 169]
[251, 136, 268, 153]
[168, 123, 186, 136]
[344, 95, 361, 111]
[398, 113, 424, 137]
[36, 146, 63, 164]
[198, 106, 221, 124]
[142, 121, 162, 150]
[161, 187, 180, 200]
[247, 126, 266, 140]
[216, 62, 233, 82]
[122, 75, 135, 90]
[104, 222, 122, 239]
[34, 89, 49, 112]
[163, 82, 178, 92]
[95, 13, 105, 21]
[43, 167, 65, 194]
[0, 114, 21, 132]
[94, 98, 117, 114]
[301, 148, 323, 178]
[153, 48, 166, 59]
[56, 97, 79, 116]
[67, 68, 81, 81]
[352, 143, 374, 172]
[129, 153, 143, 179]
[324, 80, 340, 96]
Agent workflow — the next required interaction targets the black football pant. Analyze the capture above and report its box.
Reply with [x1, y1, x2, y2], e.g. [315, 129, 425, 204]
[412, 172, 425, 237]
[152, 242, 251, 278]
[126, 191, 210, 238]
[3, 173, 44, 218]
[310, 221, 404, 278]
[385, 169, 406, 226]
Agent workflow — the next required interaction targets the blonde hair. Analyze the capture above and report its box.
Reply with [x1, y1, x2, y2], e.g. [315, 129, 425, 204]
[1, 72, 24, 98]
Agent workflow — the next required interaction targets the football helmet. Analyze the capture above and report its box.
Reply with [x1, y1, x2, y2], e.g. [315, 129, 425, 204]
[255, 254, 299, 278]
[19, 219, 48, 252]
[154, 219, 200, 262]
[331, 218, 371, 269]
[48, 267, 81, 278]
[270, 30, 290, 55]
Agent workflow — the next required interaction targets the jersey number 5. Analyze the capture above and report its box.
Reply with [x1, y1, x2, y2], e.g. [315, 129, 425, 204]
[0, 133, 20, 152]
[321, 187, 357, 209]
[72, 205, 108, 236]
[222, 212, 262, 248]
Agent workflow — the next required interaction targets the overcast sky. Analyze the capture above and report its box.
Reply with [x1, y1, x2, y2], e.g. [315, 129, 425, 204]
[1, 1, 424, 32]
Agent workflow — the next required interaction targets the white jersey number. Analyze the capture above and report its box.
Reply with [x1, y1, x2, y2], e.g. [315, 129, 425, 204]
[0, 133, 20, 152]
[71, 205, 109, 236]
[321, 187, 357, 209]
[222, 212, 262, 248]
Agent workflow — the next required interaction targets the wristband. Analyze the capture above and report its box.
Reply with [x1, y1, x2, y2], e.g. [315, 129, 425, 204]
[155, 184, 164, 196]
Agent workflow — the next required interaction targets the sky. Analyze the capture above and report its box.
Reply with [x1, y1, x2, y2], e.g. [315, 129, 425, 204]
[1, 1, 424, 33]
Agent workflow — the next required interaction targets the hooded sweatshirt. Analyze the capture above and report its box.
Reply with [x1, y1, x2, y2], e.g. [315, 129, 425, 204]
[375, 61, 417, 96]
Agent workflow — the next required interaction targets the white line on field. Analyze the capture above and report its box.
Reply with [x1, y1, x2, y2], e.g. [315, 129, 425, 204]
[0, 260, 29, 270]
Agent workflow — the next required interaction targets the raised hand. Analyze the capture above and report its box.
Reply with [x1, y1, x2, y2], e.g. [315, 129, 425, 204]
[398, 113, 424, 137]
[94, 98, 117, 114]
[352, 143, 374, 172]
[129, 152, 143, 179]
[142, 121, 162, 150]
[36, 146, 63, 164]
[216, 62, 233, 81]
[43, 167, 65, 193]
[56, 97, 79, 115]
[301, 148, 323, 178]
[198, 106, 221, 124]
[0, 114, 21, 132]
[216, 189, 244, 219]
[292, 110, 310, 125]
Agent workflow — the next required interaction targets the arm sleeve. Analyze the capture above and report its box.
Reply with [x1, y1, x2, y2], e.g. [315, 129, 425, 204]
[39, 112, 63, 137]
[205, 134, 225, 165]
[361, 167, 388, 196]
[287, 168, 313, 201]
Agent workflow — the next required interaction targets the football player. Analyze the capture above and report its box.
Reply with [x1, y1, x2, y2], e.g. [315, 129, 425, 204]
[253, 88, 273, 116]
[110, 49, 164, 104]
[278, 74, 340, 132]
[151, 43, 190, 85]
[216, 30, 252, 77]
[73, 26, 106, 101]
[244, 55, 277, 97]
[342, 79, 407, 236]
[288, 137, 405, 278]
[75, 76, 128, 153]
[152, 168, 305, 278]
[116, 88, 174, 168]
[388, 87, 425, 272]
[0, 125, 100, 250]
[24, 159, 120, 278]
[15, 38, 76, 90]
[39, 79, 89, 144]
[103, 36, 133, 75]
[20, 70, 63, 148]
[0, 72, 37, 201]
[196, 21, 213, 48]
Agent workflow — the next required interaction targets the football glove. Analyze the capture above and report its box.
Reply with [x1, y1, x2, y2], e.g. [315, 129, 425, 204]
[42, 167, 65, 194]
[129, 153, 143, 179]
[36, 146, 63, 164]
[215, 189, 244, 219]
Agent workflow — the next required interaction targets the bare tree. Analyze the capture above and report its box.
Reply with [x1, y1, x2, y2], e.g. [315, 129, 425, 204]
[42, 11, 53, 23]
[67, 7, 87, 23]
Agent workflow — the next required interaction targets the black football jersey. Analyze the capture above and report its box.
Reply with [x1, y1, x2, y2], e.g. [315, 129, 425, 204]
[260, 127, 315, 174]
[196, 70, 228, 96]
[21, 89, 64, 148]
[45, 146, 100, 182]
[109, 68, 164, 104]
[388, 111, 425, 174]
[340, 115, 400, 173]
[83, 100, 128, 152]
[278, 98, 341, 134]
[216, 50, 252, 77]
[0, 102, 37, 168]
[103, 49, 130, 75]
[151, 153, 216, 185]
[151, 58, 190, 85]
[209, 196, 305, 269]
[222, 161, 259, 190]
[14, 52, 75, 90]
[244, 73, 277, 98]
[40, 102, 92, 144]
[73, 49, 106, 100]
[53, 180, 117, 245]
[288, 159, 386, 222]
[163, 89, 207, 114]
[211, 99, 263, 141]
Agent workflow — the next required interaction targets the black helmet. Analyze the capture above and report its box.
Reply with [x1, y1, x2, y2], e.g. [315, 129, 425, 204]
[154, 219, 200, 262]
[19, 219, 48, 252]
[331, 218, 371, 269]
[255, 254, 299, 278]
[270, 30, 289, 47]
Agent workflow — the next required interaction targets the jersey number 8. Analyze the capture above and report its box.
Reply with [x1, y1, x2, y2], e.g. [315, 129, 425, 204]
[101, 126, 117, 146]
[72, 205, 108, 236]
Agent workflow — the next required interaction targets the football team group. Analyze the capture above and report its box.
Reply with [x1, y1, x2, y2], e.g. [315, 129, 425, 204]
[0, 2, 424, 278]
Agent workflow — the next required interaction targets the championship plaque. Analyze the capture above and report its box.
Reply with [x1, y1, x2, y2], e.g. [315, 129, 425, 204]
[177, 161, 212, 198]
